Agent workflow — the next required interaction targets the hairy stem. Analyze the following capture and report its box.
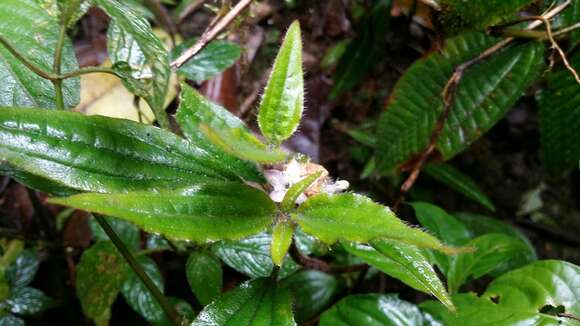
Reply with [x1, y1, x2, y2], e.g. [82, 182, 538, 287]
[93, 214, 181, 325]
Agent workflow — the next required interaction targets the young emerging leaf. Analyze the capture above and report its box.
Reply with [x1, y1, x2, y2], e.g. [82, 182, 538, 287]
[294, 193, 465, 255]
[280, 171, 323, 212]
[49, 183, 276, 242]
[0, 108, 252, 194]
[186, 252, 223, 306]
[343, 240, 454, 311]
[191, 278, 295, 325]
[258, 20, 304, 144]
[271, 221, 294, 266]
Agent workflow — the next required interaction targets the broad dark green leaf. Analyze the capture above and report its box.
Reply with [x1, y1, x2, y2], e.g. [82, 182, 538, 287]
[76, 241, 130, 323]
[176, 85, 278, 176]
[50, 183, 276, 242]
[377, 33, 544, 172]
[95, 0, 170, 128]
[281, 270, 344, 323]
[6, 287, 53, 315]
[438, 0, 535, 34]
[191, 278, 296, 326]
[422, 260, 580, 325]
[343, 240, 453, 310]
[423, 163, 495, 211]
[295, 194, 462, 254]
[121, 256, 165, 323]
[90, 216, 140, 251]
[320, 294, 438, 326]
[537, 52, 580, 173]
[330, 0, 391, 98]
[556, 0, 580, 48]
[212, 233, 298, 279]
[447, 233, 534, 293]
[155, 297, 196, 326]
[257, 21, 304, 144]
[6, 250, 39, 289]
[0, 108, 250, 194]
[171, 38, 242, 82]
[271, 221, 294, 267]
[186, 252, 222, 306]
[0, 0, 79, 108]
[0, 315, 24, 326]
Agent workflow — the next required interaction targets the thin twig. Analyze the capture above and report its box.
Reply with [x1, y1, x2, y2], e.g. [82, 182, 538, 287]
[171, 0, 253, 69]
[178, 0, 206, 23]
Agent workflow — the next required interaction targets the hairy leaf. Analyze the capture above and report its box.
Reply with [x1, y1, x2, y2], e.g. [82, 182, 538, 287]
[258, 21, 304, 144]
[76, 241, 130, 323]
[377, 33, 544, 171]
[171, 38, 242, 82]
[177, 85, 285, 168]
[537, 52, 580, 173]
[422, 260, 580, 325]
[192, 278, 295, 326]
[447, 233, 534, 293]
[343, 240, 454, 311]
[186, 252, 222, 306]
[280, 171, 322, 212]
[271, 221, 294, 266]
[0, 108, 250, 194]
[50, 183, 276, 242]
[295, 193, 462, 254]
[121, 256, 165, 323]
[0, 0, 79, 108]
[423, 163, 495, 211]
[95, 0, 170, 128]
[320, 294, 438, 326]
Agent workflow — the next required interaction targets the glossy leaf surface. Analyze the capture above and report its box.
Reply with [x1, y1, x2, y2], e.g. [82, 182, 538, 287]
[342, 240, 453, 310]
[377, 33, 544, 171]
[0, 0, 79, 108]
[76, 241, 130, 323]
[121, 256, 165, 323]
[171, 38, 242, 82]
[50, 183, 276, 242]
[6, 250, 39, 289]
[423, 163, 495, 211]
[422, 260, 580, 325]
[0, 108, 248, 194]
[447, 233, 534, 293]
[95, 0, 170, 127]
[176, 85, 285, 169]
[295, 194, 460, 254]
[258, 21, 304, 144]
[271, 221, 294, 267]
[90, 216, 140, 251]
[192, 278, 296, 326]
[320, 294, 437, 326]
[6, 287, 53, 315]
[186, 252, 222, 306]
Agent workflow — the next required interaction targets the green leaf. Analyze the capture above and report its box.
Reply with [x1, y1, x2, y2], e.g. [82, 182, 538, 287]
[447, 233, 535, 293]
[438, 0, 536, 34]
[257, 21, 304, 144]
[58, 0, 91, 27]
[50, 183, 276, 242]
[176, 85, 283, 172]
[422, 260, 580, 325]
[6, 250, 39, 289]
[186, 252, 222, 306]
[76, 241, 130, 323]
[423, 163, 495, 211]
[330, 0, 391, 98]
[212, 233, 299, 279]
[89, 216, 140, 251]
[95, 0, 170, 128]
[0, 108, 249, 194]
[343, 240, 454, 311]
[280, 171, 322, 212]
[320, 294, 438, 326]
[271, 221, 294, 267]
[171, 38, 242, 82]
[0, 0, 79, 108]
[7, 287, 54, 315]
[555, 0, 580, 48]
[376, 33, 544, 172]
[121, 256, 165, 323]
[281, 270, 344, 323]
[295, 193, 462, 254]
[155, 297, 195, 326]
[0, 315, 24, 326]
[537, 52, 580, 173]
[191, 278, 296, 326]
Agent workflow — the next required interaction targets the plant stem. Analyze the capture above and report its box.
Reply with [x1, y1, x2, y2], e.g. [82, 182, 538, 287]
[0, 35, 55, 80]
[93, 214, 181, 325]
[57, 66, 121, 79]
[52, 25, 68, 110]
